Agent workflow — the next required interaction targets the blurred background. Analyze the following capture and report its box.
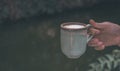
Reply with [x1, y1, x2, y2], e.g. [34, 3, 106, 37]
[0, 0, 120, 71]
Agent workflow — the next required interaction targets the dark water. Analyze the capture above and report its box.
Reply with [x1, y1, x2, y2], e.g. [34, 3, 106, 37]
[0, 2, 120, 71]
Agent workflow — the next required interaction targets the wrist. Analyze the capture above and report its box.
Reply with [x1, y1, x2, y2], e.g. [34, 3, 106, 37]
[118, 43, 120, 47]
[117, 25, 120, 47]
[118, 44, 120, 47]
[117, 36, 120, 47]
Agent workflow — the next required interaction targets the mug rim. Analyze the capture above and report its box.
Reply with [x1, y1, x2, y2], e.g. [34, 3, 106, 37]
[61, 22, 87, 30]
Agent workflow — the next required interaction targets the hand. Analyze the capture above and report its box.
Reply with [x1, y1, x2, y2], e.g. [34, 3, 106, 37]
[88, 19, 120, 50]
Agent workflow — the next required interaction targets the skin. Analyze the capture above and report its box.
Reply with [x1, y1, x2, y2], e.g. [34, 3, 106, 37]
[88, 19, 120, 50]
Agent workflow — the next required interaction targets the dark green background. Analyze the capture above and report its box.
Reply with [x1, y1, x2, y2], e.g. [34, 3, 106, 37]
[0, 1, 120, 71]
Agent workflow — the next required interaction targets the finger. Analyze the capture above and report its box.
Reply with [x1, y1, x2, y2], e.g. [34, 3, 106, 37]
[89, 19, 101, 29]
[94, 45, 105, 50]
[89, 19, 97, 27]
[89, 41, 103, 47]
[88, 38, 99, 46]
[88, 28, 100, 35]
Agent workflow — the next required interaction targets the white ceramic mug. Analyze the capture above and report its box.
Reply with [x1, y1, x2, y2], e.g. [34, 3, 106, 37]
[60, 22, 93, 59]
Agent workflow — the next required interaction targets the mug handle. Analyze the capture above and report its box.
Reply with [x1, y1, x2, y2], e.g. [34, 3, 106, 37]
[87, 35, 94, 42]
[86, 24, 94, 42]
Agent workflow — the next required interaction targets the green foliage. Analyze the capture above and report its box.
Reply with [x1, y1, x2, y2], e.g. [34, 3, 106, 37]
[87, 49, 120, 71]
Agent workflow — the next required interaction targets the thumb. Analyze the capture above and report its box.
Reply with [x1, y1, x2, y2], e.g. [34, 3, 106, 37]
[89, 19, 101, 29]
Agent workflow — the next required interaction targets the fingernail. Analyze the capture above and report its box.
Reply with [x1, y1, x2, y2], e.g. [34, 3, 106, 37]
[98, 42, 103, 45]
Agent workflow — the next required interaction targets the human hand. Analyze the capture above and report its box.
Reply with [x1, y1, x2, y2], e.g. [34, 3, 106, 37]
[88, 19, 120, 50]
